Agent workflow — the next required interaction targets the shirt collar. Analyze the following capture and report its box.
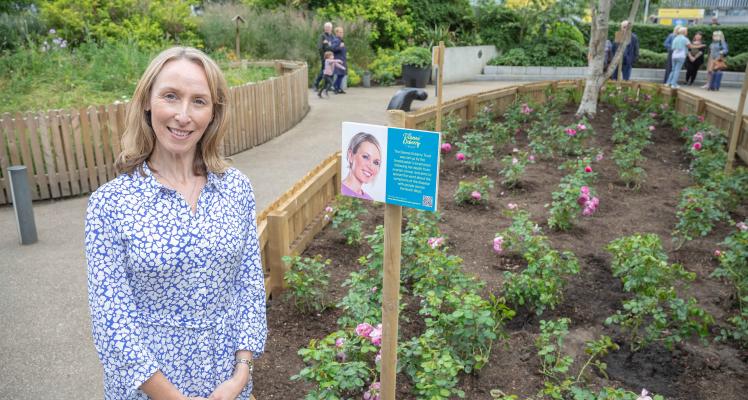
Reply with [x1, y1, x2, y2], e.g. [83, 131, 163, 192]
[139, 161, 227, 195]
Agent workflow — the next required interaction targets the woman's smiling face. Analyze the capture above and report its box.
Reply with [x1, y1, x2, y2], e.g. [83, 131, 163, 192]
[350, 141, 381, 184]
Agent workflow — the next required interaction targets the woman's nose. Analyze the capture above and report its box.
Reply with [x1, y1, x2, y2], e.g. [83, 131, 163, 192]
[174, 103, 191, 125]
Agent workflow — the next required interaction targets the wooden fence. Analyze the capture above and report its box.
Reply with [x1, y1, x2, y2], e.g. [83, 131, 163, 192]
[0, 60, 309, 205]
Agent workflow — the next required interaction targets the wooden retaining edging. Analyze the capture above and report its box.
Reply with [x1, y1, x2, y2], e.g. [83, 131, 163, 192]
[257, 80, 747, 297]
[0, 60, 310, 205]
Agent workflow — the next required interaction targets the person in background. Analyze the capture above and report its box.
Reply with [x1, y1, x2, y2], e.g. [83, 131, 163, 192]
[663, 25, 680, 84]
[684, 32, 706, 86]
[704, 30, 729, 91]
[85, 46, 267, 400]
[331, 26, 348, 94]
[611, 20, 639, 81]
[710, 16, 720, 26]
[318, 51, 345, 98]
[666, 26, 691, 88]
[312, 22, 335, 90]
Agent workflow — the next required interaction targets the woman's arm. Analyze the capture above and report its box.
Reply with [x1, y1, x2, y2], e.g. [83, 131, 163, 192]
[86, 190, 185, 399]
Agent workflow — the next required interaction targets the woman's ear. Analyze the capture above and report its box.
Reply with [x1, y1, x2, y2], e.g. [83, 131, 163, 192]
[347, 149, 354, 168]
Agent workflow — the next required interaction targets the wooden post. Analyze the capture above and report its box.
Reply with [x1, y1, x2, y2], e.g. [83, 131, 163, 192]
[725, 62, 748, 173]
[434, 41, 445, 132]
[232, 15, 246, 60]
[381, 203, 402, 400]
[267, 210, 290, 298]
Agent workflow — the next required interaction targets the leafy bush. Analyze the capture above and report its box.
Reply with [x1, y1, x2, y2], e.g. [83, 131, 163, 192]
[635, 48, 667, 68]
[40, 0, 201, 49]
[488, 48, 532, 66]
[475, 2, 521, 50]
[498, 208, 580, 315]
[368, 48, 401, 85]
[499, 149, 532, 188]
[487, 35, 587, 67]
[408, 0, 475, 46]
[727, 52, 748, 72]
[328, 195, 368, 245]
[454, 176, 494, 205]
[548, 158, 600, 231]
[317, 0, 413, 50]
[283, 255, 332, 313]
[0, 9, 46, 50]
[455, 130, 494, 170]
[399, 46, 431, 68]
[606, 234, 714, 351]
[713, 224, 748, 347]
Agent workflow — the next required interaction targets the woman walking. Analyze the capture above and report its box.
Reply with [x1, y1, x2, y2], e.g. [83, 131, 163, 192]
[666, 26, 691, 89]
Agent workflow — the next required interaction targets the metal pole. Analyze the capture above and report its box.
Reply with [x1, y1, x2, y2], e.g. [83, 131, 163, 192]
[8, 166, 38, 245]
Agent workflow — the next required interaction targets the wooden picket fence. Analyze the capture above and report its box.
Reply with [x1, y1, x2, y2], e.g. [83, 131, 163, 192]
[0, 60, 309, 205]
[256, 80, 748, 296]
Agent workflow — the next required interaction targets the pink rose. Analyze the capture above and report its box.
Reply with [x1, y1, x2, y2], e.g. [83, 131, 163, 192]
[649, 125, 656, 132]
[737, 221, 748, 231]
[565, 128, 577, 136]
[493, 236, 504, 254]
[471, 191, 482, 201]
[698, 115, 705, 122]
[335, 338, 345, 348]
[714, 249, 722, 257]
[692, 142, 702, 151]
[693, 133, 703, 142]
[577, 194, 590, 206]
[375, 351, 382, 365]
[512, 157, 519, 165]
[577, 123, 587, 131]
[441, 143, 452, 153]
[507, 203, 518, 210]
[369, 325, 382, 346]
[595, 152, 604, 162]
[636, 389, 653, 400]
[427, 237, 445, 249]
[584, 165, 593, 173]
[456, 152, 466, 161]
[325, 206, 334, 213]
[355, 323, 374, 338]
[580, 186, 590, 195]
[528, 154, 536, 162]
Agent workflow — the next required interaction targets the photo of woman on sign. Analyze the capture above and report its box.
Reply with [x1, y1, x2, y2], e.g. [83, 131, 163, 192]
[341, 128, 387, 202]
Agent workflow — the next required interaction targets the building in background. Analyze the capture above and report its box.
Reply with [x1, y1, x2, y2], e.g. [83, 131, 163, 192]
[654, 0, 748, 25]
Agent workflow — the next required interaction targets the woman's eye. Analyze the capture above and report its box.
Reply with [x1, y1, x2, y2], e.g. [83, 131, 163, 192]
[163, 93, 177, 101]
[194, 98, 209, 106]
[374, 160, 381, 167]
[362, 154, 369, 160]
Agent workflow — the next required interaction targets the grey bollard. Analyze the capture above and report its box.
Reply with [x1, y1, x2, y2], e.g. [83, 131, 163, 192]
[386, 88, 428, 112]
[8, 166, 38, 245]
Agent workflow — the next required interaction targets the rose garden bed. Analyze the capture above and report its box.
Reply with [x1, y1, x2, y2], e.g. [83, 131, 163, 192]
[253, 86, 748, 400]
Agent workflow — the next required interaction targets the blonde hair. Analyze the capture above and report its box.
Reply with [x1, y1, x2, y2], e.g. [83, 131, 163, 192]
[713, 30, 725, 42]
[115, 46, 231, 176]
[677, 26, 688, 35]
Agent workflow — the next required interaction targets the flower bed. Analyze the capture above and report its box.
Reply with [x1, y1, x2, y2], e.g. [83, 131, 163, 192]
[253, 86, 748, 400]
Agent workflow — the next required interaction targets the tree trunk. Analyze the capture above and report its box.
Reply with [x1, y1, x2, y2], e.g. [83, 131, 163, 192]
[577, 0, 641, 118]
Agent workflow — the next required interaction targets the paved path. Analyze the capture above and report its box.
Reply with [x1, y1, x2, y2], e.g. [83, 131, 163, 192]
[0, 80, 742, 399]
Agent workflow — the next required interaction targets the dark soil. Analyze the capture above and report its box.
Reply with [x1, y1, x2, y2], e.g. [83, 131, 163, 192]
[254, 102, 748, 399]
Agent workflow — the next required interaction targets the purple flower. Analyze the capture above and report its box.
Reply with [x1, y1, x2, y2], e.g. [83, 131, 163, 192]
[441, 143, 452, 153]
[49, 29, 56, 35]
[335, 337, 346, 348]
[471, 191, 482, 201]
[456, 152, 466, 161]
[369, 324, 383, 346]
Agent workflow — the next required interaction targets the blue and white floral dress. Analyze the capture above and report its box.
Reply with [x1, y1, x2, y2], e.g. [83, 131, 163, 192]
[85, 162, 267, 399]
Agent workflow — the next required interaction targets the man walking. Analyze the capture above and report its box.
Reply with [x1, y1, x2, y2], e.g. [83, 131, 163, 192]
[313, 22, 335, 90]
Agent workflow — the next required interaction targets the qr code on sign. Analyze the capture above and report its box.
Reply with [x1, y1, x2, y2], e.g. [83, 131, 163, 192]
[422, 195, 433, 207]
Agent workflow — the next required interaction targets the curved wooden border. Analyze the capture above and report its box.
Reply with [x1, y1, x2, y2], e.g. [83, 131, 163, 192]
[0, 60, 310, 205]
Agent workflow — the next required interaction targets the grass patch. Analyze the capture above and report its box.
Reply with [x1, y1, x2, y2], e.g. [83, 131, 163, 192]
[0, 42, 276, 114]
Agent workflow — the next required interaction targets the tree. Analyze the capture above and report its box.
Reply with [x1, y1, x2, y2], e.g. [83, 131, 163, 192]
[576, 0, 640, 118]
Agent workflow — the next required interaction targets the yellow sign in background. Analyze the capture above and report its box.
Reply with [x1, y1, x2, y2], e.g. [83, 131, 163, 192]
[658, 8, 704, 19]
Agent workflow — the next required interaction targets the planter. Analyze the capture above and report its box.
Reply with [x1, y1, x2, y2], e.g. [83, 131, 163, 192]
[401, 64, 430, 88]
[362, 71, 372, 88]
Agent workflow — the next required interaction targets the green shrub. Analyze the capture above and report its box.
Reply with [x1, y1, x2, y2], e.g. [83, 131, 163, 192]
[713, 224, 748, 347]
[408, 0, 475, 46]
[368, 48, 401, 85]
[727, 52, 748, 72]
[282, 255, 332, 313]
[454, 176, 493, 205]
[399, 46, 432, 68]
[635, 48, 667, 68]
[488, 48, 532, 66]
[0, 9, 46, 50]
[475, 3, 521, 50]
[317, 0, 413, 50]
[40, 0, 201, 49]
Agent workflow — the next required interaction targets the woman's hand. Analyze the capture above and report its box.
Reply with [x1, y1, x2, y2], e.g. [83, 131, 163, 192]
[207, 376, 246, 400]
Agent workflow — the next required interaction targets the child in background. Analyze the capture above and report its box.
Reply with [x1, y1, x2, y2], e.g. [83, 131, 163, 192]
[318, 51, 345, 98]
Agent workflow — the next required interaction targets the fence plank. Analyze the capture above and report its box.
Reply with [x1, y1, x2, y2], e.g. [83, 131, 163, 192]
[98, 105, 115, 180]
[110, 103, 124, 159]
[0, 116, 10, 204]
[2, 113, 21, 166]
[71, 110, 90, 194]
[80, 107, 100, 191]
[59, 110, 81, 195]
[38, 112, 61, 198]
[50, 111, 72, 196]
[15, 113, 40, 199]
[88, 107, 108, 188]
[24, 113, 50, 199]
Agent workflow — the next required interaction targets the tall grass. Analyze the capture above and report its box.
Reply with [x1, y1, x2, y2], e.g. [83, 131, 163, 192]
[0, 41, 276, 114]
[198, 3, 374, 81]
